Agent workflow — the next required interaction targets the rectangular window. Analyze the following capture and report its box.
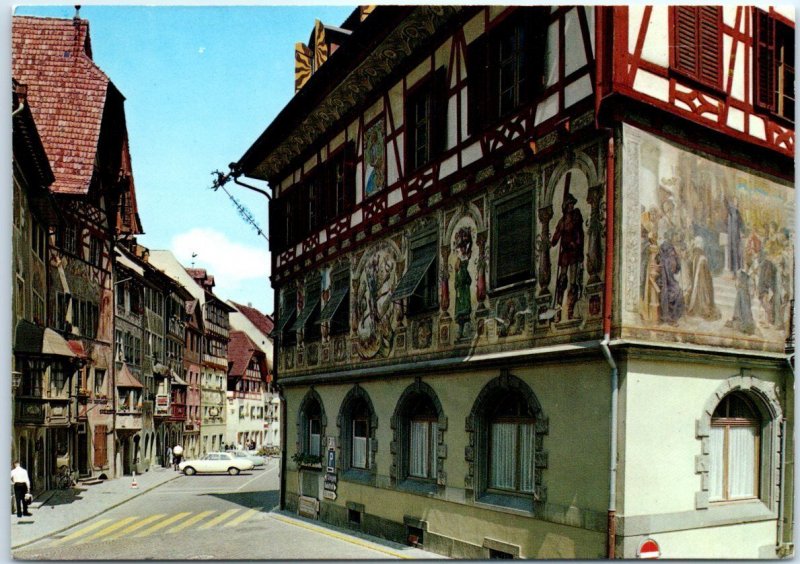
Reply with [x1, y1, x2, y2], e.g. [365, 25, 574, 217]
[409, 420, 438, 479]
[671, 6, 722, 89]
[406, 69, 447, 174]
[32, 222, 46, 261]
[63, 224, 78, 255]
[309, 418, 321, 457]
[352, 419, 368, 469]
[492, 191, 534, 288]
[90, 237, 102, 267]
[392, 231, 438, 316]
[15, 276, 25, 319]
[94, 369, 106, 396]
[32, 289, 44, 325]
[320, 269, 350, 336]
[291, 277, 322, 342]
[490, 421, 534, 493]
[467, 8, 547, 134]
[754, 9, 795, 122]
[50, 363, 67, 393]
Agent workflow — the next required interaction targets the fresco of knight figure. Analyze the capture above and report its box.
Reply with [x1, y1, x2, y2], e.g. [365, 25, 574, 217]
[621, 125, 794, 352]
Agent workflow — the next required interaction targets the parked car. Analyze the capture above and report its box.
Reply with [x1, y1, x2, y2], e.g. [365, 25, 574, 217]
[179, 452, 254, 475]
[231, 450, 266, 468]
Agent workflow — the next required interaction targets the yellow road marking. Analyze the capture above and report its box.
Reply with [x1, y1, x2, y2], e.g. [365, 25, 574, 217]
[197, 508, 239, 529]
[133, 512, 191, 537]
[270, 514, 413, 559]
[75, 516, 139, 545]
[222, 507, 262, 528]
[49, 519, 113, 546]
[104, 513, 165, 540]
[167, 510, 215, 533]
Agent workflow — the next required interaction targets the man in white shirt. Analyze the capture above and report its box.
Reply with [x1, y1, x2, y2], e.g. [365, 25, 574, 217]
[11, 461, 32, 518]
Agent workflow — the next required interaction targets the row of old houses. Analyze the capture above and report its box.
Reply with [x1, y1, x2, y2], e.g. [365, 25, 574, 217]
[11, 13, 277, 494]
[231, 5, 794, 559]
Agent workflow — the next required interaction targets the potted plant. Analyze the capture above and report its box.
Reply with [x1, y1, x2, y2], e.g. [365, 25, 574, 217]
[291, 452, 323, 469]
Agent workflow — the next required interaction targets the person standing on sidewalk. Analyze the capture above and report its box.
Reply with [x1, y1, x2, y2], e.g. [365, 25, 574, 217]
[11, 461, 32, 518]
[172, 445, 183, 471]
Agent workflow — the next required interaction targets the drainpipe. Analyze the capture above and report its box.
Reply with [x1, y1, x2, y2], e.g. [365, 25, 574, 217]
[777, 418, 787, 551]
[601, 133, 618, 559]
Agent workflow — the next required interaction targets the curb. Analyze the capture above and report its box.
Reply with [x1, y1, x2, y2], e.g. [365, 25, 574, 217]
[11, 472, 183, 551]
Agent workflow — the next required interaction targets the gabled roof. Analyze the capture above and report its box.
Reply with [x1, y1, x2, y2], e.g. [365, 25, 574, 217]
[227, 330, 265, 378]
[230, 301, 275, 337]
[12, 16, 111, 195]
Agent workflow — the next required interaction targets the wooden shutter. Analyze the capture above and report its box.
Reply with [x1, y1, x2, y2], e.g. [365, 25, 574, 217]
[672, 6, 721, 89]
[697, 7, 722, 88]
[466, 34, 488, 135]
[754, 9, 776, 110]
[93, 424, 107, 467]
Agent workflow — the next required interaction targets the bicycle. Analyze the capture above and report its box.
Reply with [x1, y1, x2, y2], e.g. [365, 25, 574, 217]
[55, 466, 75, 489]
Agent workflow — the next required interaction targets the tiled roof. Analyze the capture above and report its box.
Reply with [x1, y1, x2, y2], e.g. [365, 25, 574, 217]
[227, 330, 264, 377]
[12, 16, 110, 195]
[231, 301, 275, 337]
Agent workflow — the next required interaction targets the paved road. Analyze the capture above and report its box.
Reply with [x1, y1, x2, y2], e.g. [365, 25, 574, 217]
[12, 462, 432, 560]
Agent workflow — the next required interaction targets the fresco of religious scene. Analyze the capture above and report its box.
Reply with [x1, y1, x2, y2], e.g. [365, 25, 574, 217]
[622, 125, 794, 348]
[353, 240, 400, 359]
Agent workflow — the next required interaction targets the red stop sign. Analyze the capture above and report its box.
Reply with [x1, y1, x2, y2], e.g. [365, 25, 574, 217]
[637, 539, 660, 559]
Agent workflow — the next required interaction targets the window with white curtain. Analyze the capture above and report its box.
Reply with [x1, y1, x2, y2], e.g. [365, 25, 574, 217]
[309, 418, 321, 457]
[352, 418, 368, 469]
[709, 393, 761, 501]
[488, 395, 535, 494]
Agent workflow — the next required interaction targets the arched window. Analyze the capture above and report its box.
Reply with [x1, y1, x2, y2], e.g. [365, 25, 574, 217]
[350, 399, 371, 469]
[297, 389, 326, 460]
[710, 392, 761, 501]
[338, 386, 377, 478]
[392, 381, 445, 487]
[466, 371, 547, 508]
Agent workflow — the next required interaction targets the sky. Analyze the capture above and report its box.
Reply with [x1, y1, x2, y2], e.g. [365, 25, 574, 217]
[9, 3, 357, 316]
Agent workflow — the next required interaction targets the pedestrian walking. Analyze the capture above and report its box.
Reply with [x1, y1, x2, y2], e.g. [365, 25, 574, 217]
[172, 445, 184, 471]
[11, 461, 32, 518]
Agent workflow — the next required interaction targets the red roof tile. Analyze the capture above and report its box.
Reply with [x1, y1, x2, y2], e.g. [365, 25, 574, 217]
[231, 301, 275, 337]
[12, 16, 111, 195]
[227, 330, 264, 377]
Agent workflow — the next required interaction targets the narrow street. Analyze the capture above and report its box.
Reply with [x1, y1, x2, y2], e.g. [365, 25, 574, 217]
[12, 461, 422, 560]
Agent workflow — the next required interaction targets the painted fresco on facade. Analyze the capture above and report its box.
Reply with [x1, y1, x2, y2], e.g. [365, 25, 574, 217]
[539, 156, 597, 327]
[353, 240, 400, 359]
[364, 118, 385, 198]
[622, 125, 794, 349]
[445, 206, 484, 341]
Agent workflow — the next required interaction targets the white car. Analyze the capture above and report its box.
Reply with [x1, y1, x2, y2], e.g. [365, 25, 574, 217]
[231, 450, 266, 468]
[179, 452, 254, 475]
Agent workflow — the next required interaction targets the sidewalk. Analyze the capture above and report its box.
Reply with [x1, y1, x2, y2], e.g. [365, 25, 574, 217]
[11, 465, 181, 549]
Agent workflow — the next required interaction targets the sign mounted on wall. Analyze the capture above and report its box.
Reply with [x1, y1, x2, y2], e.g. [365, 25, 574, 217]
[636, 538, 660, 559]
[326, 448, 336, 473]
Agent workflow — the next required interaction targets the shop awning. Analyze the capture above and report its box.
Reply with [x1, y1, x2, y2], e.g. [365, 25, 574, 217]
[391, 244, 436, 301]
[14, 320, 76, 358]
[171, 370, 188, 386]
[116, 363, 143, 388]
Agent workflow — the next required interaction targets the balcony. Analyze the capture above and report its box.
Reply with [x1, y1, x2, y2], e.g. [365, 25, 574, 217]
[116, 410, 143, 431]
[170, 402, 187, 421]
[15, 397, 45, 424]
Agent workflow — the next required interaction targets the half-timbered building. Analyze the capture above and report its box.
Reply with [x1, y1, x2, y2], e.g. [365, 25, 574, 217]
[187, 269, 234, 455]
[245, 5, 793, 559]
[13, 14, 142, 483]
